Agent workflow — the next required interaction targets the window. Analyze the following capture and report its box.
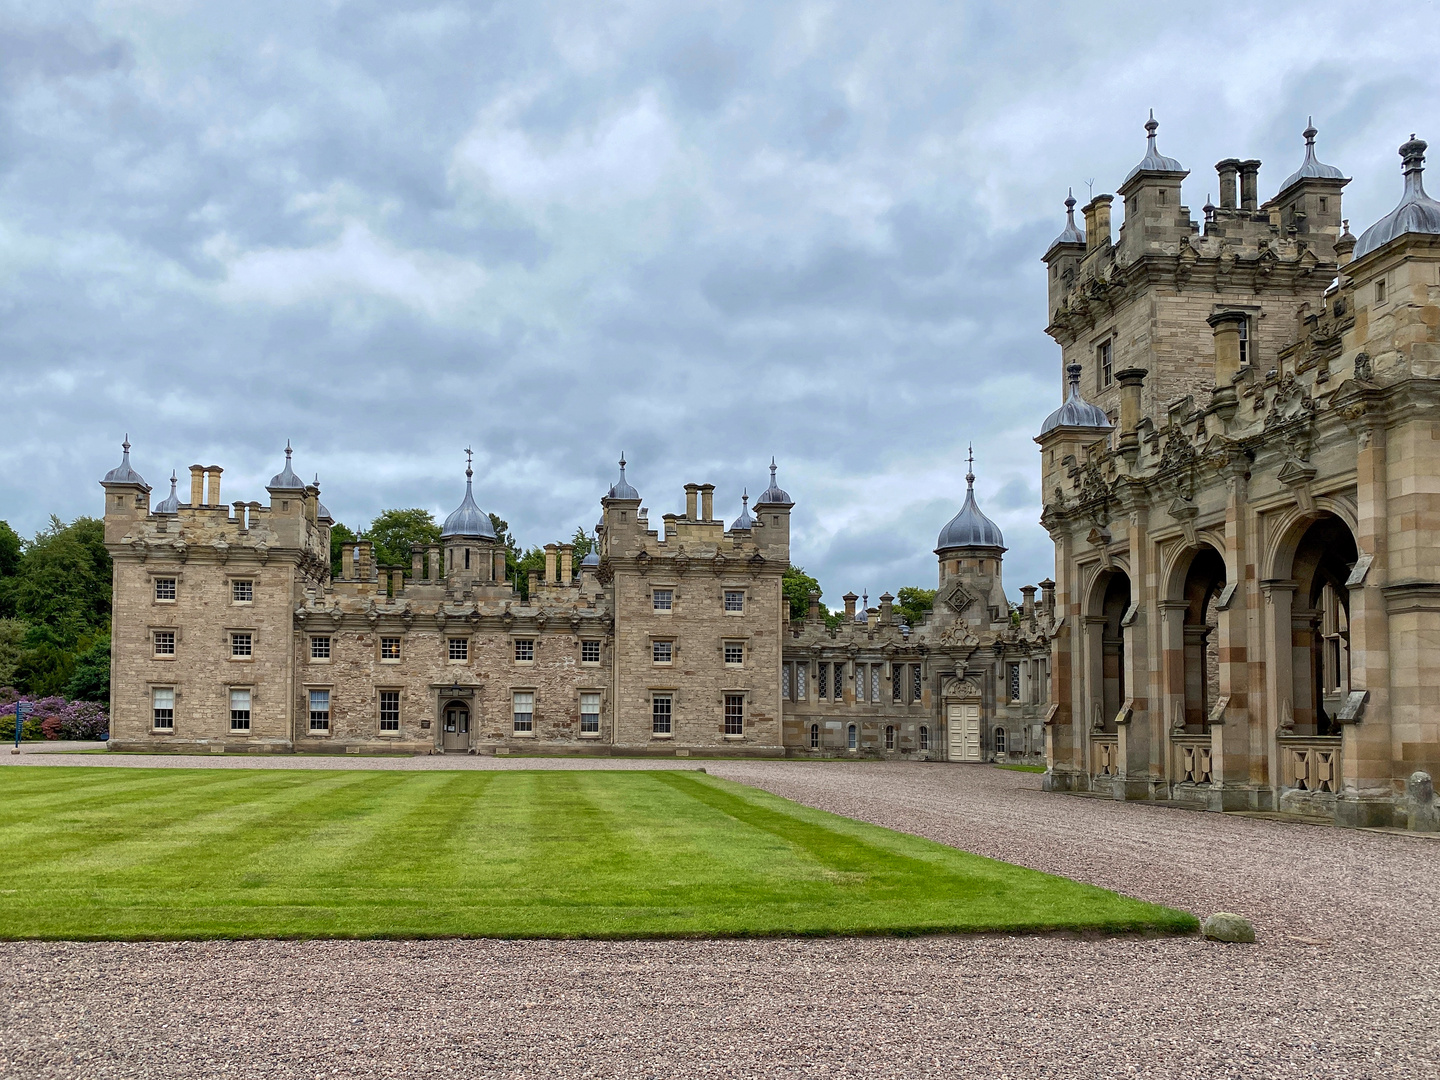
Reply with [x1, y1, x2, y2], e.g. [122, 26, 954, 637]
[653, 640, 673, 664]
[835, 663, 846, 700]
[724, 590, 744, 613]
[724, 641, 744, 666]
[1237, 317, 1250, 367]
[380, 637, 401, 661]
[153, 630, 175, 657]
[919, 726, 930, 751]
[892, 666, 902, 702]
[308, 689, 330, 733]
[782, 664, 792, 700]
[870, 666, 880, 703]
[995, 726, 1007, 756]
[580, 692, 600, 733]
[912, 664, 922, 703]
[154, 578, 176, 602]
[652, 589, 673, 611]
[230, 632, 252, 658]
[229, 689, 251, 732]
[1157, 188, 1167, 206]
[652, 695, 672, 735]
[1098, 339, 1113, 388]
[1375, 278, 1387, 303]
[232, 580, 253, 603]
[847, 724, 857, 750]
[514, 638, 534, 662]
[724, 694, 744, 736]
[795, 664, 806, 701]
[818, 663, 828, 700]
[809, 723, 819, 749]
[379, 690, 400, 732]
[448, 638, 468, 662]
[885, 725, 895, 750]
[310, 636, 331, 660]
[1008, 663, 1022, 703]
[513, 691, 534, 733]
[464, 548, 470, 570]
[581, 640, 601, 664]
[152, 687, 174, 731]
[1319, 196, 1328, 213]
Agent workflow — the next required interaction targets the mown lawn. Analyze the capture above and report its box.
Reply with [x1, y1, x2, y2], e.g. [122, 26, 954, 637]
[0, 768, 1195, 940]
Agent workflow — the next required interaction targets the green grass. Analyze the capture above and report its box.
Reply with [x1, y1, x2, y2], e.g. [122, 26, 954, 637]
[0, 768, 1195, 941]
[995, 764, 1048, 773]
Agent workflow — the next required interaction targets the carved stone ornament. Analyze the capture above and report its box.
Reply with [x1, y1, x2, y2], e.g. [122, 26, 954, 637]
[1276, 457, 1318, 513]
[634, 550, 651, 575]
[1168, 496, 1199, 547]
[435, 609, 448, 630]
[212, 539, 230, 564]
[1353, 351, 1373, 382]
[938, 578, 976, 615]
[254, 542, 269, 565]
[1264, 375, 1316, 430]
[941, 676, 982, 699]
[594, 558, 615, 585]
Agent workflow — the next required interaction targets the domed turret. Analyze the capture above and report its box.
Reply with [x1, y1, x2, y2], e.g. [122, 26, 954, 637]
[155, 471, 181, 514]
[605, 453, 640, 502]
[936, 447, 1006, 554]
[441, 449, 497, 539]
[102, 436, 148, 488]
[267, 440, 305, 491]
[756, 458, 793, 506]
[314, 475, 333, 524]
[1355, 135, 1440, 260]
[1279, 119, 1346, 193]
[1048, 189, 1086, 250]
[730, 490, 754, 530]
[1040, 364, 1112, 435]
[1123, 111, 1185, 183]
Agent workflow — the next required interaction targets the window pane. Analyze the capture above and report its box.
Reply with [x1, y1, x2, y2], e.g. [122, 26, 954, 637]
[782, 664, 791, 700]
[229, 689, 251, 731]
[513, 691, 534, 732]
[653, 640, 672, 663]
[155, 578, 176, 601]
[310, 636, 330, 659]
[581, 640, 600, 663]
[724, 694, 743, 735]
[231, 633, 252, 657]
[232, 580, 253, 602]
[514, 639, 534, 661]
[912, 664, 922, 702]
[651, 695, 672, 734]
[381, 637, 401, 660]
[580, 692, 600, 733]
[153, 631, 175, 656]
[817, 663, 828, 699]
[723, 591, 744, 612]
[870, 666, 880, 703]
[449, 638, 468, 661]
[379, 691, 400, 731]
[796, 666, 806, 700]
[152, 687, 174, 729]
[652, 589, 673, 611]
[892, 666, 901, 702]
[724, 642, 743, 665]
[309, 689, 330, 732]
[847, 724, 857, 749]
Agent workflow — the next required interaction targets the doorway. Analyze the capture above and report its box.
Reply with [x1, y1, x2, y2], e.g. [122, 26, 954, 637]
[442, 700, 470, 751]
[948, 702, 982, 762]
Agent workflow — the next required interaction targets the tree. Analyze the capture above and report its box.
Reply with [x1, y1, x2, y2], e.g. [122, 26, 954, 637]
[329, 522, 357, 580]
[514, 546, 547, 600]
[0, 520, 20, 618]
[64, 635, 111, 703]
[782, 566, 823, 622]
[0, 618, 24, 688]
[11, 517, 111, 652]
[364, 508, 441, 571]
[570, 526, 595, 564]
[894, 586, 936, 628]
[11, 642, 75, 697]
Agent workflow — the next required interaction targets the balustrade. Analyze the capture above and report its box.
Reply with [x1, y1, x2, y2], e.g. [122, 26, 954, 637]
[1279, 735, 1342, 793]
[1171, 734, 1213, 785]
[1090, 735, 1119, 778]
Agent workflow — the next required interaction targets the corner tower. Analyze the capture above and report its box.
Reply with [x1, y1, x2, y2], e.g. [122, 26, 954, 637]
[935, 448, 1008, 628]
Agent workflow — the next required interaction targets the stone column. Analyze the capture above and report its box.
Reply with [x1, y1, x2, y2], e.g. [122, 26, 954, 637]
[427, 545, 440, 581]
[1208, 312, 1246, 419]
[1115, 367, 1147, 457]
[1261, 579, 1297, 786]
[1158, 599, 1189, 767]
[1119, 505, 1156, 796]
[494, 549, 507, 584]
[1239, 160, 1261, 211]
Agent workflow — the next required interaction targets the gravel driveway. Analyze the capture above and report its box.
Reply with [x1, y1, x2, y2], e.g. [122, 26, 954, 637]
[1, 757, 1436, 1078]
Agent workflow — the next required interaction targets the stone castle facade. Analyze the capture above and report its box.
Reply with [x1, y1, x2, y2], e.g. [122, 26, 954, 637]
[102, 445, 1051, 761]
[1038, 116, 1440, 831]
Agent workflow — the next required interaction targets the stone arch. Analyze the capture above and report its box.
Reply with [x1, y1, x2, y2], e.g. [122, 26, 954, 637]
[1085, 565, 1132, 733]
[1267, 509, 1359, 735]
[1165, 543, 1227, 730]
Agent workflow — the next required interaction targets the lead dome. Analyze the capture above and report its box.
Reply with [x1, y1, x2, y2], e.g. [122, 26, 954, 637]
[1354, 135, 1440, 260]
[935, 452, 1005, 553]
[441, 451, 497, 539]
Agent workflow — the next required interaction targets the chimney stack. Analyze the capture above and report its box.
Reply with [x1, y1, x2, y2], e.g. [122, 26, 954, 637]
[1083, 195, 1113, 251]
[205, 466, 222, 508]
[189, 466, 205, 507]
[1239, 160, 1261, 211]
[494, 549, 507, 583]
[412, 550, 424, 579]
[1040, 578, 1056, 620]
[391, 569, 404, 597]
[808, 589, 821, 623]
[342, 542, 356, 580]
[700, 484, 714, 522]
[879, 592, 894, 626]
[843, 592, 858, 619]
[684, 484, 699, 520]
[560, 543, 574, 583]
[1216, 159, 1240, 209]
[1020, 585, 1037, 628]
[544, 544, 557, 585]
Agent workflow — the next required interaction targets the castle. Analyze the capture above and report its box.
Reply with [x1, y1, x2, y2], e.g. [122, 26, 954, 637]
[101, 444, 1052, 760]
[1038, 116, 1440, 830]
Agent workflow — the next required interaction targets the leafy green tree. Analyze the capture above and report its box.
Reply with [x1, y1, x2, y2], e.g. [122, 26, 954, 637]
[783, 566, 823, 622]
[570, 527, 595, 565]
[12, 642, 76, 697]
[514, 547, 547, 600]
[364, 508, 441, 571]
[64, 635, 111, 703]
[894, 586, 936, 628]
[0, 520, 20, 618]
[0, 618, 24, 688]
[329, 522, 357, 580]
[12, 517, 111, 652]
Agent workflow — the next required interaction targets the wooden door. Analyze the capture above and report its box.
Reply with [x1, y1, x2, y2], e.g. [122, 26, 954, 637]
[947, 703, 982, 762]
[442, 702, 470, 751]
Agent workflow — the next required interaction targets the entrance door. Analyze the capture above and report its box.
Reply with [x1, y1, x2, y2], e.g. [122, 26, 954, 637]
[947, 703, 982, 762]
[442, 701, 470, 751]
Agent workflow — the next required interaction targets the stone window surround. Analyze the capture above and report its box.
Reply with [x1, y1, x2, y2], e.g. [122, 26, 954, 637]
[721, 587, 746, 614]
[228, 683, 254, 734]
[149, 625, 179, 659]
[512, 636, 536, 664]
[378, 635, 403, 663]
[227, 628, 255, 661]
[651, 637, 675, 665]
[145, 568, 183, 605]
[511, 687, 536, 737]
[375, 686, 403, 737]
[578, 688, 603, 738]
[302, 682, 332, 735]
[579, 639, 602, 665]
[148, 682, 177, 733]
[651, 584, 677, 612]
[722, 639, 746, 666]
[308, 635, 332, 662]
[227, 575, 256, 605]
[722, 689, 748, 740]
[447, 636, 470, 663]
[1091, 329, 1117, 393]
[648, 688, 676, 739]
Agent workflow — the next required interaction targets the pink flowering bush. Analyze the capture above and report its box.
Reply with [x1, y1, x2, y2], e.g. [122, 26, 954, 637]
[0, 689, 109, 741]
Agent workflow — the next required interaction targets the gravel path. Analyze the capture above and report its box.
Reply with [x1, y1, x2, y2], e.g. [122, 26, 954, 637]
[2, 758, 1437, 1078]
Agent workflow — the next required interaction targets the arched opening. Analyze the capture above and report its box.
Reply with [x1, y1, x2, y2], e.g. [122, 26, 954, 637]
[809, 723, 819, 749]
[1089, 569, 1131, 731]
[884, 725, 895, 750]
[994, 726, 1006, 756]
[918, 725, 929, 750]
[847, 723, 857, 750]
[1288, 516, 1356, 735]
[1180, 546, 1226, 731]
[442, 700, 470, 751]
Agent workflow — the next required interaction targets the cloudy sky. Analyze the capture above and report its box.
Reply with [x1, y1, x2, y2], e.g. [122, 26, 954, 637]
[2, 1, 1438, 605]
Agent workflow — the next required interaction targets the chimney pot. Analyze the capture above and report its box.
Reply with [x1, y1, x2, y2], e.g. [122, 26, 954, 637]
[205, 466, 222, 508]
[188, 465, 205, 507]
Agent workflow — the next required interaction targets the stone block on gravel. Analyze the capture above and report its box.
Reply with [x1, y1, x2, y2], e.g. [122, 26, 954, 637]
[1202, 912, 1255, 943]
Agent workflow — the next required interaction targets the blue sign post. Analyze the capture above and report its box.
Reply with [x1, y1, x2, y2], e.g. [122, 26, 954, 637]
[13, 700, 30, 751]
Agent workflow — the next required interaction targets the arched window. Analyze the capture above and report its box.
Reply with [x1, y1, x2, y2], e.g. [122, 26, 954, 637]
[885, 725, 895, 750]
[919, 726, 929, 750]
[994, 726, 1007, 756]
[809, 723, 819, 749]
[847, 724, 857, 750]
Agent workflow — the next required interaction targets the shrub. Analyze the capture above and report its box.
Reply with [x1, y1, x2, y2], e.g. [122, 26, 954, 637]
[0, 693, 109, 741]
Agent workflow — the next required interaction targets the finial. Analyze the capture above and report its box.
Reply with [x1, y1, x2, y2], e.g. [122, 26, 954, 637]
[769, 456, 778, 481]
[742, 489, 749, 507]
[169, 470, 177, 485]
[122, 434, 130, 455]
[1304, 116, 1317, 144]
[464, 446, 473, 481]
[619, 452, 627, 476]
[966, 443, 975, 488]
[1401, 134, 1427, 176]
[1064, 187, 1076, 212]
[1145, 109, 1158, 142]
[285, 439, 293, 461]
[313, 473, 320, 489]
